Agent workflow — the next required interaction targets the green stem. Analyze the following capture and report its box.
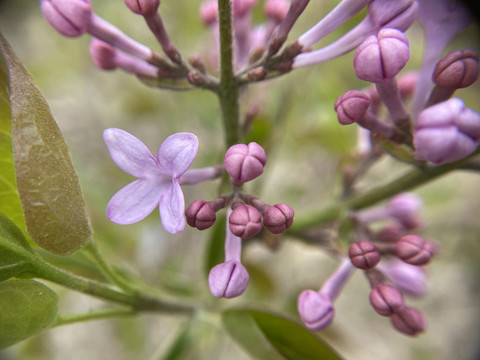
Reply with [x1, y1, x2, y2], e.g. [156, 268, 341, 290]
[32, 259, 195, 314]
[289, 150, 480, 233]
[53, 307, 137, 327]
[217, 0, 240, 149]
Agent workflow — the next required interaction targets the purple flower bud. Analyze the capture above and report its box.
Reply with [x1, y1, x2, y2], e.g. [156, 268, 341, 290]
[229, 204, 262, 239]
[185, 200, 216, 230]
[224, 143, 267, 183]
[375, 224, 404, 243]
[233, 0, 257, 17]
[334, 90, 370, 125]
[200, 0, 218, 25]
[297, 290, 335, 331]
[379, 259, 427, 297]
[387, 193, 422, 229]
[390, 306, 427, 336]
[414, 98, 480, 164]
[396, 234, 435, 266]
[89, 39, 117, 70]
[348, 240, 380, 270]
[264, 0, 290, 23]
[263, 203, 294, 234]
[368, 0, 418, 30]
[369, 284, 405, 316]
[354, 28, 410, 83]
[124, 0, 160, 16]
[208, 260, 249, 298]
[40, 0, 92, 37]
[433, 49, 479, 89]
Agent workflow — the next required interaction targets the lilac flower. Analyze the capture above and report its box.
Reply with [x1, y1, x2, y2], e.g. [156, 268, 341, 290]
[378, 259, 427, 297]
[103, 128, 198, 233]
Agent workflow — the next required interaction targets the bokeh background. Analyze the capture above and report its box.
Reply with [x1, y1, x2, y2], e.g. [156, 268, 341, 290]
[1, 1, 480, 359]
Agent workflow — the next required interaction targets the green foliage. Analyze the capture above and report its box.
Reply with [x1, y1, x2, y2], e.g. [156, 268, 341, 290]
[0, 33, 92, 255]
[0, 279, 58, 349]
[223, 309, 343, 360]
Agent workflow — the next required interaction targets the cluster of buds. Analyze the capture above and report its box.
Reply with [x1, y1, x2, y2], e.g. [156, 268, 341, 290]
[186, 142, 294, 298]
[297, 193, 433, 336]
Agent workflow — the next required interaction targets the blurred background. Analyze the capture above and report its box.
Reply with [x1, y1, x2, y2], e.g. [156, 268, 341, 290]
[1, 1, 480, 359]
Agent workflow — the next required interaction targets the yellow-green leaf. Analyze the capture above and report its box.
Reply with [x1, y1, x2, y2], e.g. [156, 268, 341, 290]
[0, 33, 91, 255]
[0, 279, 58, 349]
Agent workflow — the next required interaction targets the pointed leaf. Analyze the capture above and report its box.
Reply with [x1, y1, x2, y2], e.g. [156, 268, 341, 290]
[223, 309, 343, 360]
[0, 279, 58, 349]
[0, 33, 92, 255]
[0, 32, 26, 234]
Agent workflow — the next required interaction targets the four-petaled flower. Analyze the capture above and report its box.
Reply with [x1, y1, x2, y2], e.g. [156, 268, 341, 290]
[103, 128, 198, 233]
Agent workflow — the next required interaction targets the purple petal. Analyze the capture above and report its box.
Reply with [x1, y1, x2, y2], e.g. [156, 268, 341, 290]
[157, 133, 198, 178]
[159, 181, 186, 233]
[107, 179, 164, 224]
[103, 128, 163, 179]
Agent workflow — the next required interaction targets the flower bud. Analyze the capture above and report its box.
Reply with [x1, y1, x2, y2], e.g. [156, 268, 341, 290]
[375, 224, 404, 243]
[40, 0, 92, 37]
[348, 240, 380, 270]
[200, 0, 218, 25]
[263, 203, 294, 234]
[369, 284, 405, 316]
[297, 290, 334, 331]
[264, 0, 289, 23]
[224, 143, 267, 183]
[390, 306, 427, 336]
[89, 39, 117, 70]
[379, 259, 427, 297]
[208, 260, 249, 298]
[387, 193, 422, 229]
[334, 90, 371, 125]
[185, 200, 216, 230]
[414, 98, 480, 164]
[396, 235, 434, 266]
[433, 49, 479, 89]
[125, 0, 160, 16]
[233, 0, 257, 17]
[354, 28, 410, 83]
[229, 204, 262, 239]
[368, 0, 418, 30]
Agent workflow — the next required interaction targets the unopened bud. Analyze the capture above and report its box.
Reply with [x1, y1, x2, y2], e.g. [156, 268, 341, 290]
[200, 0, 218, 25]
[124, 0, 160, 16]
[396, 234, 434, 266]
[263, 203, 294, 234]
[225, 142, 267, 183]
[208, 260, 249, 298]
[90, 39, 117, 69]
[348, 240, 380, 270]
[369, 284, 405, 316]
[185, 200, 216, 230]
[229, 204, 262, 239]
[387, 193, 422, 229]
[40, 0, 92, 37]
[297, 290, 334, 331]
[390, 306, 427, 336]
[433, 49, 479, 89]
[334, 90, 371, 125]
[264, 0, 289, 23]
[354, 28, 410, 83]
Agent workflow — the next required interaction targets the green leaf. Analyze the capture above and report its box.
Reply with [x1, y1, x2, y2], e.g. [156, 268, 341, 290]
[223, 309, 343, 360]
[0, 33, 92, 255]
[0, 279, 58, 349]
[0, 31, 26, 234]
[203, 213, 226, 279]
[0, 212, 36, 281]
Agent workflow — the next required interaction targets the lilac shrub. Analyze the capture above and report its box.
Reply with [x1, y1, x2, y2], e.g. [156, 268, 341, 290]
[0, 0, 479, 358]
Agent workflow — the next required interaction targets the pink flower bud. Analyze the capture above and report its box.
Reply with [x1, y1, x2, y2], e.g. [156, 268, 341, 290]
[396, 235, 434, 266]
[89, 39, 117, 70]
[263, 203, 294, 234]
[433, 49, 479, 89]
[387, 193, 422, 229]
[40, 0, 92, 37]
[375, 224, 404, 243]
[233, 0, 257, 17]
[390, 306, 427, 336]
[224, 143, 267, 183]
[185, 200, 216, 230]
[124, 0, 160, 16]
[334, 90, 371, 125]
[354, 28, 410, 83]
[208, 260, 249, 298]
[369, 284, 405, 316]
[200, 0, 218, 25]
[264, 0, 290, 23]
[348, 240, 380, 270]
[414, 98, 480, 164]
[297, 290, 335, 331]
[229, 204, 262, 239]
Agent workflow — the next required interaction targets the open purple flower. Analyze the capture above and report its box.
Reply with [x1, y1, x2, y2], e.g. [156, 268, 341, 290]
[103, 128, 198, 233]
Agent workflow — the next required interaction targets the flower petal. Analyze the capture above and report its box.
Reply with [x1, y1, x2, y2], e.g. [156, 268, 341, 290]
[159, 181, 186, 233]
[107, 179, 164, 224]
[104, 128, 163, 178]
[157, 132, 198, 178]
